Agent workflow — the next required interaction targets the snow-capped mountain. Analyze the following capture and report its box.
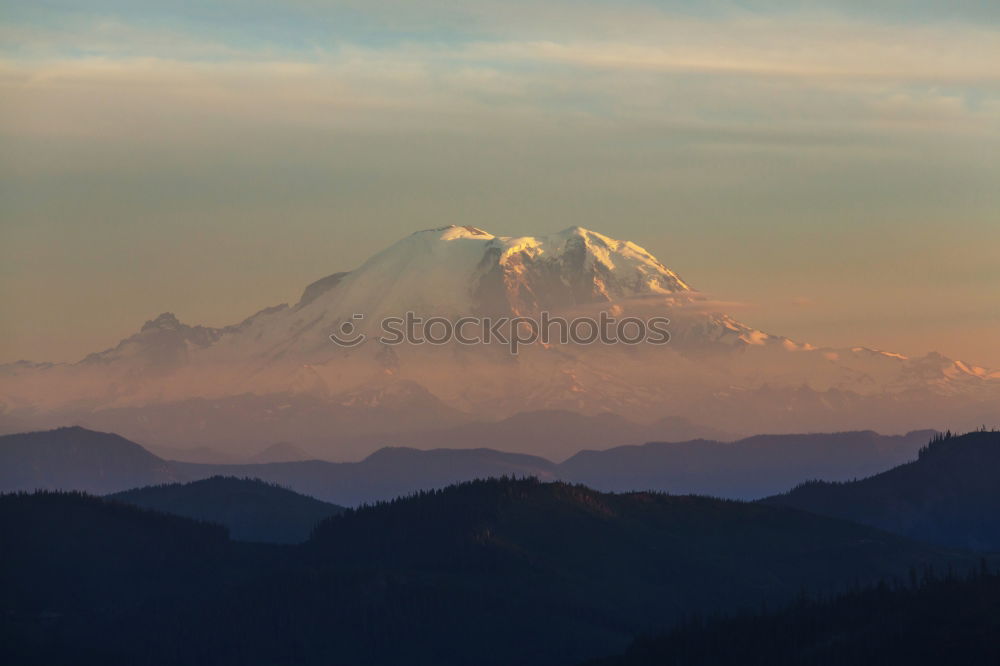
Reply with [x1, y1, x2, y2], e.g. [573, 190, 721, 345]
[1, 225, 997, 455]
[299, 225, 688, 320]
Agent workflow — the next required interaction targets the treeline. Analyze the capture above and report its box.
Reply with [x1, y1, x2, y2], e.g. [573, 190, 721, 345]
[0, 476, 992, 665]
[591, 563, 1000, 666]
[762, 429, 1000, 550]
[108, 476, 343, 543]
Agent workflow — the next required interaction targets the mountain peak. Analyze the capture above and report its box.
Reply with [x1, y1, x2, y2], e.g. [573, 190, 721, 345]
[416, 225, 494, 241]
[141, 312, 183, 332]
[556, 225, 606, 240]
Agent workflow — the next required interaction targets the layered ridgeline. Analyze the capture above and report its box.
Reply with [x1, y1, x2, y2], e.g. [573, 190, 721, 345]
[0, 429, 344, 543]
[11, 427, 1000, 550]
[0, 478, 979, 666]
[0, 427, 938, 504]
[2, 226, 997, 456]
[0, 426, 180, 494]
[109, 476, 344, 544]
[763, 430, 1000, 550]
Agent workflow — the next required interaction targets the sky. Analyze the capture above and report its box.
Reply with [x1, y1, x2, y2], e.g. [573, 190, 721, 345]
[1, 0, 999, 367]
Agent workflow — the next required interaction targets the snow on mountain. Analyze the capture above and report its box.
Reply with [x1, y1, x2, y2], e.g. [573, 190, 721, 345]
[0, 225, 996, 453]
[283, 225, 691, 332]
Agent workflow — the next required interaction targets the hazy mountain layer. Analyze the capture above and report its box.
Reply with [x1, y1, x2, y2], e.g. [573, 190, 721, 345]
[0, 426, 180, 494]
[0, 426, 939, 504]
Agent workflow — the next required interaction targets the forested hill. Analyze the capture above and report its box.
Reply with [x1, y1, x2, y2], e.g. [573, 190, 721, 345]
[0, 479, 981, 666]
[109, 476, 344, 543]
[587, 565, 1000, 666]
[763, 430, 1000, 550]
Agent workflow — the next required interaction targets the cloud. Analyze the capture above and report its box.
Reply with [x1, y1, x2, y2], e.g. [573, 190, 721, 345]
[5, 2, 1000, 127]
[2, 4, 998, 152]
[3, 41, 997, 145]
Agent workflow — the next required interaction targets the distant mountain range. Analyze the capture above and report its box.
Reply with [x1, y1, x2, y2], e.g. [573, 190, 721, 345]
[561, 429, 937, 499]
[312, 409, 735, 462]
[763, 430, 1000, 550]
[10, 427, 998, 553]
[3, 226, 997, 457]
[1, 478, 975, 666]
[109, 476, 344, 543]
[141, 409, 734, 464]
[249, 442, 315, 463]
[0, 426, 181, 494]
[0, 426, 936, 503]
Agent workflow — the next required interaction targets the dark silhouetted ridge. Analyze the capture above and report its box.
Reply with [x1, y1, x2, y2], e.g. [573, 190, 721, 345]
[763, 430, 1000, 549]
[0, 491, 228, 614]
[0, 478, 976, 666]
[587, 565, 1000, 666]
[109, 476, 344, 543]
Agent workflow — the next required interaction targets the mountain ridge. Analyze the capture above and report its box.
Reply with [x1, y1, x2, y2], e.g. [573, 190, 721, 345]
[108, 476, 344, 543]
[1, 477, 978, 666]
[762, 429, 1000, 549]
[0, 425, 943, 505]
